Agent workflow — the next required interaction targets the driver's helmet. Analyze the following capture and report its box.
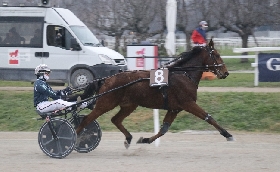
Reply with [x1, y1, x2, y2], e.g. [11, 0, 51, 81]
[34, 64, 51, 76]
[199, 21, 208, 29]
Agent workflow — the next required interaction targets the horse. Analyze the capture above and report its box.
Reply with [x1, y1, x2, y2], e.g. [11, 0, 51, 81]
[75, 39, 233, 148]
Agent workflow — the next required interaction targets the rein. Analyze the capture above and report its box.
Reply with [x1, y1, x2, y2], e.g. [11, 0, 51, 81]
[68, 46, 225, 106]
[169, 63, 224, 72]
[94, 78, 150, 99]
[166, 46, 225, 87]
[207, 48, 225, 76]
[69, 71, 124, 93]
[167, 46, 225, 74]
[75, 78, 150, 103]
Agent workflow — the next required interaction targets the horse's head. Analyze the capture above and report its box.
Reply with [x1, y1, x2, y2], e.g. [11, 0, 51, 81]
[165, 41, 229, 79]
[203, 39, 229, 79]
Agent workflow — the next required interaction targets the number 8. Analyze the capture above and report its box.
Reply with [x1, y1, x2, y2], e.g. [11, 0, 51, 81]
[155, 70, 164, 84]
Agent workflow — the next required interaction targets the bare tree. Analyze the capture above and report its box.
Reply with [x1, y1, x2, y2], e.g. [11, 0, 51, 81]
[94, 0, 163, 51]
[176, 0, 218, 51]
[157, 0, 213, 52]
[176, 0, 193, 51]
[212, 0, 280, 62]
[7, 0, 280, 58]
[92, 0, 128, 51]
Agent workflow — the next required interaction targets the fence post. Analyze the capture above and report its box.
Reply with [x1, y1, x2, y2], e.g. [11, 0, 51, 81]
[153, 109, 160, 147]
[254, 52, 259, 86]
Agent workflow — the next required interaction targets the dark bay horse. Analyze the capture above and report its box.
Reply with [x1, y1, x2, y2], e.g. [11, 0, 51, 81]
[76, 39, 234, 148]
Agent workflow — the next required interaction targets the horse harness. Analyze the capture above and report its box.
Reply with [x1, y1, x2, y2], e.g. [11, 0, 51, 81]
[69, 46, 224, 111]
[157, 46, 225, 110]
[157, 71, 195, 110]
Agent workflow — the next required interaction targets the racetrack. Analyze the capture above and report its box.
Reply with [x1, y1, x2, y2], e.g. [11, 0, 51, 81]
[1, 131, 280, 172]
[1, 87, 279, 171]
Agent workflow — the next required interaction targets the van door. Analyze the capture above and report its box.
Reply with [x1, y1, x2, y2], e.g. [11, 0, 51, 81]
[43, 25, 79, 82]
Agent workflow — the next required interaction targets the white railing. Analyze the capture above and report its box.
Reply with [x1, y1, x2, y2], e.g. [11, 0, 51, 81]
[222, 55, 255, 59]
[221, 55, 255, 74]
[104, 37, 280, 49]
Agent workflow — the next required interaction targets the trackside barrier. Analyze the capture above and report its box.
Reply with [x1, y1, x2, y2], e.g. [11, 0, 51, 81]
[233, 47, 280, 86]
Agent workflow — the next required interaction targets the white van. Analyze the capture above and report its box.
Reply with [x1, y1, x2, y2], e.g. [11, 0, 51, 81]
[0, 6, 127, 87]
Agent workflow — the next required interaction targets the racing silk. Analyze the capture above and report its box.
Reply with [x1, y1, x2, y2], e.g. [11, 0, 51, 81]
[191, 27, 207, 44]
[34, 79, 61, 106]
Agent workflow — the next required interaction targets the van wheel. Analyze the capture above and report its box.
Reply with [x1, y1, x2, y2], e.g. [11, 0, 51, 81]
[70, 69, 94, 87]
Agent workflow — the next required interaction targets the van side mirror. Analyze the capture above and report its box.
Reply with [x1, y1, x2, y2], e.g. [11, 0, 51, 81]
[70, 38, 81, 51]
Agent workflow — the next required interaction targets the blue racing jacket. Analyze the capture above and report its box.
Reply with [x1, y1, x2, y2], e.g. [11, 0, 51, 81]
[34, 79, 61, 106]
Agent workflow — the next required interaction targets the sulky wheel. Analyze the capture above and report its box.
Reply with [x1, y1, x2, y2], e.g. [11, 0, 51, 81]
[74, 115, 102, 153]
[38, 118, 77, 159]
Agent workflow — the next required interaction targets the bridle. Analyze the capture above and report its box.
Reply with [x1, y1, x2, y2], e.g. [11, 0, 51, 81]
[205, 46, 225, 77]
[169, 46, 225, 75]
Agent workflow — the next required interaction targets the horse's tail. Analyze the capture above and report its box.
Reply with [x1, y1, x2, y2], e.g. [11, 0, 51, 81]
[83, 79, 104, 98]
[66, 79, 104, 102]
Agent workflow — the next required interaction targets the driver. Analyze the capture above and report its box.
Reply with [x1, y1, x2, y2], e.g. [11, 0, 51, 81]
[34, 64, 88, 113]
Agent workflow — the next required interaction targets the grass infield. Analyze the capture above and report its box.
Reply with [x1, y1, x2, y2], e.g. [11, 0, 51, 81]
[1, 91, 279, 133]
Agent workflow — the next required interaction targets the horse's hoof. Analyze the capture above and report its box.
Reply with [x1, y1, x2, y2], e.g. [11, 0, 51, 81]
[226, 137, 235, 141]
[136, 137, 143, 144]
[124, 140, 130, 149]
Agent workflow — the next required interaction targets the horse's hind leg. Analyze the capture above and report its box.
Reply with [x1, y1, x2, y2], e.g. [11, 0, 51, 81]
[184, 101, 234, 141]
[111, 105, 138, 149]
[137, 110, 180, 144]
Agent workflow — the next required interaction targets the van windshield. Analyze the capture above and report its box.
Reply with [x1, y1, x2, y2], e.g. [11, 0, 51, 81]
[70, 26, 102, 47]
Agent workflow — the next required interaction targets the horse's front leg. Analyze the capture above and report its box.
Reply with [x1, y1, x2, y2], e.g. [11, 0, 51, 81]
[137, 110, 180, 144]
[111, 105, 138, 149]
[184, 101, 234, 141]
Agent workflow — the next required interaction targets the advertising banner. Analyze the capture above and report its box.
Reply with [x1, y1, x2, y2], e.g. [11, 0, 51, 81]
[258, 53, 280, 82]
[126, 45, 158, 70]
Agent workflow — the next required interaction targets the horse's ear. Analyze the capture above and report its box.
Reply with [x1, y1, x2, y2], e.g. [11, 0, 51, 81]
[208, 39, 214, 49]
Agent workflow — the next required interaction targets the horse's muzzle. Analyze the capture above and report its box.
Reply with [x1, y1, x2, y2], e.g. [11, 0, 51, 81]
[222, 72, 229, 79]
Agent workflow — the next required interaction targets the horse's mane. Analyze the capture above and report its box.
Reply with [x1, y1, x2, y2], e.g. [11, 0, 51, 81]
[166, 46, 204, 68]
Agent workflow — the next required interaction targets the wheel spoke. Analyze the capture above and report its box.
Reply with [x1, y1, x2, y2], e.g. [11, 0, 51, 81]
[41, 138, 54, 146]
[56, 139, 63, 155]
[59, 136, 75, 141]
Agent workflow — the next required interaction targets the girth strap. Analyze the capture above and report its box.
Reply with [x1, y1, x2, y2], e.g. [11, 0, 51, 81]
[159, 85, 169, 110]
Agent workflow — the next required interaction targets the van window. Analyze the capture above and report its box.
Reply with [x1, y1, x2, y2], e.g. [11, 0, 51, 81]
[47, 25, 75, 50]
[0, 17, 44, 47]
[70, 26, 101, 46]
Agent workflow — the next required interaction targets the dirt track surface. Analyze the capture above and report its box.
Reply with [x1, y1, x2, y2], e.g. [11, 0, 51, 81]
[1, 87, 279, 171]
[1, 86, 280, 92]
[0, 131, 280, 172]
